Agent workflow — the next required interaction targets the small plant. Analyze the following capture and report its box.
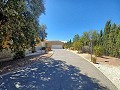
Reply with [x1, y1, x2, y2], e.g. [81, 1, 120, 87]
[70, 47, 74, 50]
[81, 46, 90, 53]
[94, 45, 104, 57]
[92, 57, 97, 64]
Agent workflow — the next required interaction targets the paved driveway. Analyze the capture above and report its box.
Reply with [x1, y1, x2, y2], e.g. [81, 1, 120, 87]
[51, 49, 117, 90]
[0, 49, 117, 90]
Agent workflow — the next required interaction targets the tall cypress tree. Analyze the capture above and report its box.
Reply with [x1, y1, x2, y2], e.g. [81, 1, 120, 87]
[103, 20, 111, 55]
[114, 25, 120, 58]
[108, 23, 116, 56]
[99, 30, 103, 46]
[73, 34, 79, 42]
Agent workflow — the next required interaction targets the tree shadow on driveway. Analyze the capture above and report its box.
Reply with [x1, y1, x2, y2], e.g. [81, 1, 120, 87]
[0, 58, 109, 90]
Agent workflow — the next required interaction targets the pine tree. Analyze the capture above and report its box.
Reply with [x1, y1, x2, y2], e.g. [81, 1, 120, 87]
[103, 20, 111, 55]
[91, 30, 99, 46]
[108, 23, 116, 56]
[73, 34, 79, 42]
[99, 30, 103, 46]
[114, 25, 120, 58]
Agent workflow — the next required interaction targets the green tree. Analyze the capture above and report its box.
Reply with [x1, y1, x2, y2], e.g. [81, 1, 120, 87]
[108, 23, 116, 56]
[0, 0, 46, 58]
[64, 40, 72, 49]
[91, 30, 99, 46]
[99, 30, 103, 46]
[81, 32, 90, 46]
[73, 34, 79, 42]
[73, 40, 82, 51]
[103, 20, 111, 55]
[113, 25, 120, 58]
[94, 45, 104, 57]
[70, 20, 120, 58]
[39, 24, 47, 41]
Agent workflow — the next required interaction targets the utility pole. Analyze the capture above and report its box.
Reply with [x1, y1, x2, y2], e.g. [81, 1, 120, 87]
[90, 39, 92, 62]
[89, 35, 92, 62]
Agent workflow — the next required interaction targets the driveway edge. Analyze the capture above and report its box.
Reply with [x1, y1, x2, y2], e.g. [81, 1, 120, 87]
[68, 50, 119, 90]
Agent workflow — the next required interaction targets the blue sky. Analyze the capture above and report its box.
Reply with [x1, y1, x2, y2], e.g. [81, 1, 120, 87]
[39, 0, 120, 41]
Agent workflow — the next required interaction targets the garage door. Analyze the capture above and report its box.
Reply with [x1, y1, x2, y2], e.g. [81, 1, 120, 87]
[51, 45, 63, 49]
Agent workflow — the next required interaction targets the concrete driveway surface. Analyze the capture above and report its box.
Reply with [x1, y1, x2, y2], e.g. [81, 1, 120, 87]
[0, 49, 118, 90]
[51, 49, 117, 90]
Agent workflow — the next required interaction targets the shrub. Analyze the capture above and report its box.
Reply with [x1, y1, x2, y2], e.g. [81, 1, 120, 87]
[73, 41, 82, 51]
[70, 47, 74, 50]
[94, 45, 104, 57]
[92, 57, 97, 64]
[13, 51, 25, 59]
[0, 49, 12, 59]
[64, 45, 68, 49]
[81, 46, 90, 53]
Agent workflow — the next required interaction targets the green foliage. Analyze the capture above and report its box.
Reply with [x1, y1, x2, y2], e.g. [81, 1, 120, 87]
[92, 57, 97, 64]
[71, 20, 120, 58]
[70, 47, 74, 50]
[94, 46, 104, 57]
[64, 44, 68, 49]
[81, 32, 90, 46]
[73, 40, 82, 51]
[81, 46, 90, 53]
[73, 34, 79, 42]
[103, 20, 111, 55]
[38, 24, 47, 41]
[0, 0, 46, 58]
[101, 21, 120, 58]
[13, 51, 25, 59]
[99, 30, 103, 46]
[64, 40, 72, 49]
[91, 30, 99, 46]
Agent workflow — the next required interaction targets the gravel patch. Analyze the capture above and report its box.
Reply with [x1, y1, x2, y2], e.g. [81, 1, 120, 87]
[94, 64, 120, 90]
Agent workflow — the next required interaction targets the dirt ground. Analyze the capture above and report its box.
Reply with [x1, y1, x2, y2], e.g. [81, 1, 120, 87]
[78, 53, 120, 67]
[0, 51, 53, 75]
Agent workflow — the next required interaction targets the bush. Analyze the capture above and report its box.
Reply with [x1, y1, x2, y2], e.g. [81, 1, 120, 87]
[13, 51, 25, 59]
[94, 46, 104, 57]
[81, 46, 90, 53]
[70, 47, 74, 50]
[0, 49, 12, 59]
[92, 57, 97, 64]
[72, 41, 82, 51]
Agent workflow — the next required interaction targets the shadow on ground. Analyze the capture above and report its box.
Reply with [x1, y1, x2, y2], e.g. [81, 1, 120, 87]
[0, 53, 44, 74]
[0, 58, 109, 90]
